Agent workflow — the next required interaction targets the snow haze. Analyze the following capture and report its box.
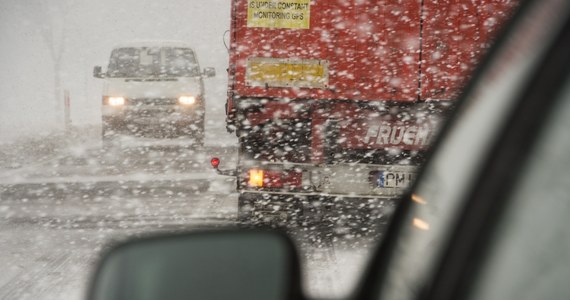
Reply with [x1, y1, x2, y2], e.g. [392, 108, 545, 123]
[0, 0, 230, 141]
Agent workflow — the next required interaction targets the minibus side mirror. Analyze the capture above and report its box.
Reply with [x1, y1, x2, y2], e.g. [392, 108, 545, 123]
[93, 66, 105, 79]
[202, 67, 216, 78]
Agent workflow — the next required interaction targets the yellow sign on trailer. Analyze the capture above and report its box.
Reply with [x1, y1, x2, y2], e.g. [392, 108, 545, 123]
[245, 57, 329, 88]
[246, 0, 311, 29]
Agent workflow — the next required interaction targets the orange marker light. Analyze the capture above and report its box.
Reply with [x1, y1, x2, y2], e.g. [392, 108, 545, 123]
[248, 169, 264, 187]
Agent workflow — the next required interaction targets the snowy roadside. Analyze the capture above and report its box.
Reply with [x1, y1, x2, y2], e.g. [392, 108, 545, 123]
[0, 125, 100, 170]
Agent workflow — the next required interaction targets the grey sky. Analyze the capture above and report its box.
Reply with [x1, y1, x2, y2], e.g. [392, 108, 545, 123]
[0, 0, 230, 140]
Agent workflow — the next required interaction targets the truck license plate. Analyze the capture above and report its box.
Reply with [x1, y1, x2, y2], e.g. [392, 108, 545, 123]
[376, 171, 415, 188]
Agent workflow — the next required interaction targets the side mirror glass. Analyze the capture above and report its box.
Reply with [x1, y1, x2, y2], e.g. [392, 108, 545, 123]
[88, 230, 301, 300]
[93, 66, 105, 78]
[203, 67, 216, 78]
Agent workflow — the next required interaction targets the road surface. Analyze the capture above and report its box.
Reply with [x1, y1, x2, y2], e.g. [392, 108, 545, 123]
[0, 130, 373, 299]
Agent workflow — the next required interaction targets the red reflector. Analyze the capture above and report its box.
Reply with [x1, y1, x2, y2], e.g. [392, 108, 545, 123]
[211, 157, 220, 168]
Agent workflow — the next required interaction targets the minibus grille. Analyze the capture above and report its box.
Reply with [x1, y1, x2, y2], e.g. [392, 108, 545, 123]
[128, 98, 178, 106]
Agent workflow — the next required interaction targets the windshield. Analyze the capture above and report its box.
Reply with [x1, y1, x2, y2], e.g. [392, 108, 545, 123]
[0, 1, 518, 299]
[107, 47, 200, 78]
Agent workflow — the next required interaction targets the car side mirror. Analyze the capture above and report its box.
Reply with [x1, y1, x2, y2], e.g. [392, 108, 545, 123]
[93, 66, 105, 79]
[88, 230, 302, 300]
[202, 67, 216, 78]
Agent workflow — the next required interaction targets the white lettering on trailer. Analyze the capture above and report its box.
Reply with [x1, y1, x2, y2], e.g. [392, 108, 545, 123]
[390, 127, 404, 144]
[403, 126, 417, 145]
[364, 124, 431, 146]
[416, 125, 430, 146]
[378, 125, 391, 144]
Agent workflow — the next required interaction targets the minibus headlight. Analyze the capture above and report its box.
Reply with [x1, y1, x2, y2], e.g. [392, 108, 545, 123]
[178, 96, 196, 105]
[108, 97, 125, 106]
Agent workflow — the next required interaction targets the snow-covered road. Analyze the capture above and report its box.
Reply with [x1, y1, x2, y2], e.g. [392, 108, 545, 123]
[0, 138, 239, 299]
[0, 135, 373, 299]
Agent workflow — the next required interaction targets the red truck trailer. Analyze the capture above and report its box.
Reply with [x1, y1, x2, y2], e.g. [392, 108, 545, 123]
[219, 0, 517, 229]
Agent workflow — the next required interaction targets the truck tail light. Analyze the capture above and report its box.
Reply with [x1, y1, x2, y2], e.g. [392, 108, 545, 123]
[247, 169, 302, 188]
[248, 169, 265, 187]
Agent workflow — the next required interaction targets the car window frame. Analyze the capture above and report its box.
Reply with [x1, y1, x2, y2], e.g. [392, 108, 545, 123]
[351, 0, 570, 299]
[464, 66, 570, 300]
[423, 9, 570, 300]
